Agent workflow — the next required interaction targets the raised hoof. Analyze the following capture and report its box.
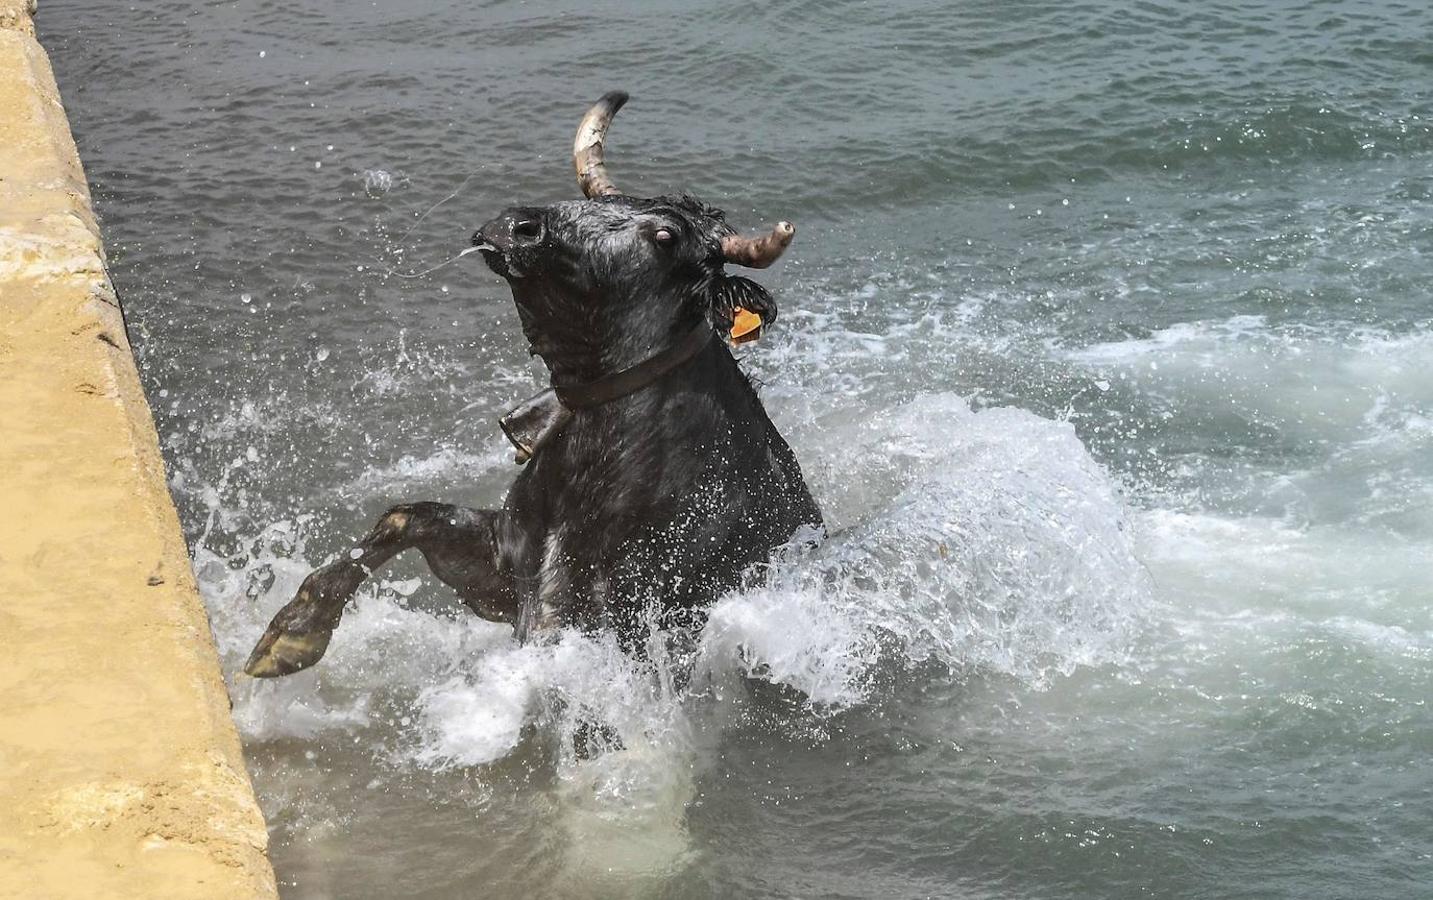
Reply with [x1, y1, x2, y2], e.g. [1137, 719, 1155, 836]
[243, 626, 332, 678]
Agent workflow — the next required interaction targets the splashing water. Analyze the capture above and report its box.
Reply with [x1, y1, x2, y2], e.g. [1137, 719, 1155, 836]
[200, 386, 1147, 891]
[211, 389, 1146, 770]
[700, 393, 1148, 705]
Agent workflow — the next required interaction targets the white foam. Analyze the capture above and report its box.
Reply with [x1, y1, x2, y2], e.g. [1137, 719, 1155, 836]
[1140, 508, 1421, 582]
[700, 579, 875, 708]
[698, 393, 1150, 703]
[206, 390, 1147, 765]
[1066, 314, 1270, 365]
[1323, 615, 1433, 658]
[414, 665, 534, 768]
[341, 443, 509, 495]
[1066, 318, 1433, 445]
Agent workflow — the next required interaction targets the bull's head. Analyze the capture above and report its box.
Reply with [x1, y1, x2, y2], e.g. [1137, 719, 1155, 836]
[474, 92, 793, 388]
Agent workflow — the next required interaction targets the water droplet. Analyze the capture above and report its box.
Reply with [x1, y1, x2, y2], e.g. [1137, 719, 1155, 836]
[362, 169, 395, 195]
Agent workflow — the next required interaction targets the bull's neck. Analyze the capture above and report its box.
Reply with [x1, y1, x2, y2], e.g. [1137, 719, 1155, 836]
[537, 305, 707, 390]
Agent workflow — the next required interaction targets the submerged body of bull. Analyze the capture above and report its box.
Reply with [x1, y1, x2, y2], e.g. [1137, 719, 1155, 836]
[246, 92, 821, 677]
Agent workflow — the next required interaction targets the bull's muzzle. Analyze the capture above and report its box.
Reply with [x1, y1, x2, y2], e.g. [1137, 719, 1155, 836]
[474, 207, 545, 252]
[474, 207, 545, 278]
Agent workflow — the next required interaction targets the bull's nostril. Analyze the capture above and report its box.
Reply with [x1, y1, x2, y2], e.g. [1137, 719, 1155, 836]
[512, 219, 542, 241]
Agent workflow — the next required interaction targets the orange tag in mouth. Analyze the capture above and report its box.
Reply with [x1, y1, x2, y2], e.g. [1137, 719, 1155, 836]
[730, 307, 763, 344]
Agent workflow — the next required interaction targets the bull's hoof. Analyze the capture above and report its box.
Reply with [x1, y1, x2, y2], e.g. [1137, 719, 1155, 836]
[243, 626, 332, 678]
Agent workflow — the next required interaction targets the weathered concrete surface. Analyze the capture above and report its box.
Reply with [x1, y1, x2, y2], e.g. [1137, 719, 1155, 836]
[0, 3, 278, 896]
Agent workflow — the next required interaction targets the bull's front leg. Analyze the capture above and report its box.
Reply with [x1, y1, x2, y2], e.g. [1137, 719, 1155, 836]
[244, 502, 516, 677]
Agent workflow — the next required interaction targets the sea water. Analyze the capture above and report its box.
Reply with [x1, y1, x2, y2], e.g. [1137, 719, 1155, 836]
[46, 0, 1433, 895]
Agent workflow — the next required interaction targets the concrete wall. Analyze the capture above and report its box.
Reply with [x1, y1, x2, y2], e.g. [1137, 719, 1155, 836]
[0, 1, 278, 895]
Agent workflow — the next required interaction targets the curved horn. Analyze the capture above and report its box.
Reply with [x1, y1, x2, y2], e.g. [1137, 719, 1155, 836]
[721, 221, 795, 268]
[573, 91, 629, 198]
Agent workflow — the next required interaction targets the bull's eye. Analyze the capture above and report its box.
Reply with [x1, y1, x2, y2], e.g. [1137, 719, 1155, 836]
[653, 227, 675, 247]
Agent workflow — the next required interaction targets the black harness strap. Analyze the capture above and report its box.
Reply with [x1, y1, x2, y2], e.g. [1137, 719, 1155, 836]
[552, 319, 715, 409]
[499, 319, 718, 464]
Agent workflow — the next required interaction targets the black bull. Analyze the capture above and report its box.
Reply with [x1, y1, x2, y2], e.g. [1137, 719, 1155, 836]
[244, 97, 823, 677]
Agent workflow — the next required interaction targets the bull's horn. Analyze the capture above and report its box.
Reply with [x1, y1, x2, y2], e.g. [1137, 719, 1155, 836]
[721, 221, 795, 268]
[573, 91, 629, 198]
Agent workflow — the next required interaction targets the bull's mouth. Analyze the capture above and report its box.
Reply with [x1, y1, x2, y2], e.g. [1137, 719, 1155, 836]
[471, 235, 518, 279]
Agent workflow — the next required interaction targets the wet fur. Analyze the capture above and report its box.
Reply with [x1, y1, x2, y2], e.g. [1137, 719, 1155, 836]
[484, 194, 819, 639]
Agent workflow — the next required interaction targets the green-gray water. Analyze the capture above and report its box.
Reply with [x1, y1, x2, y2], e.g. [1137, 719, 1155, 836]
[46, 1, 1432, 896]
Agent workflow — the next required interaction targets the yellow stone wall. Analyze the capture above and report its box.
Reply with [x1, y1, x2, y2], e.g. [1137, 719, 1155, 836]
[0, 1, 278, 895]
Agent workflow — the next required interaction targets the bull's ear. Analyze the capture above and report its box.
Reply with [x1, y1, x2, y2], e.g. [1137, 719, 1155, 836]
[713, 274, 777, 328]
